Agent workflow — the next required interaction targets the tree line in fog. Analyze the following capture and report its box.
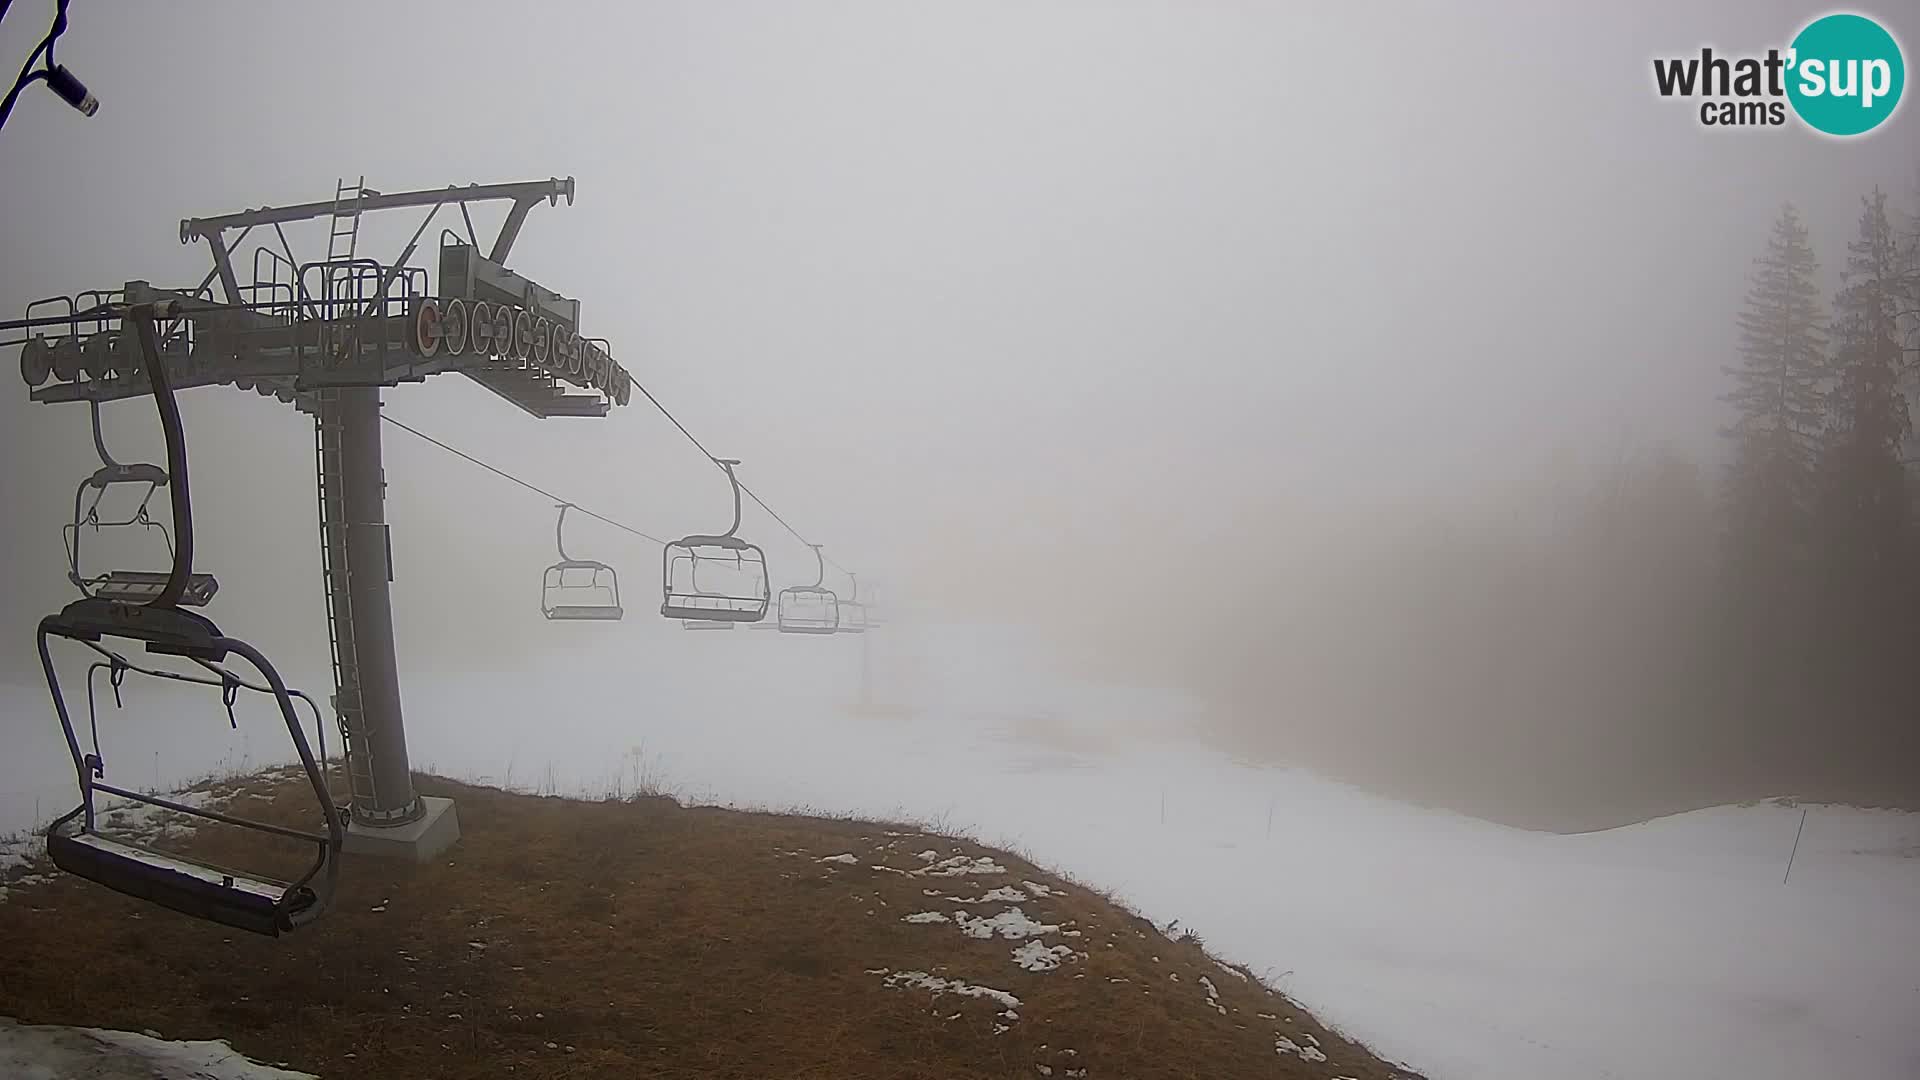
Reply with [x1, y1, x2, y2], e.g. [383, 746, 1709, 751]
[1199, 175, 1920, 830]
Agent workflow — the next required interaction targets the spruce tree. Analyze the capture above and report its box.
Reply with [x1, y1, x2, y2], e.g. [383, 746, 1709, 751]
[1819, 188, 1911, 583]
[1812, 188, 1919, 790]
[1898, 164, 1920, 373]
[1722, 204, 1825, 577]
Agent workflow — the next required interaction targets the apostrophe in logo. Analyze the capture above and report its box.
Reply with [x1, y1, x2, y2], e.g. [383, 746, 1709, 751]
[1651, 11, 1905, 137]
[1786, 13, 1904, 136]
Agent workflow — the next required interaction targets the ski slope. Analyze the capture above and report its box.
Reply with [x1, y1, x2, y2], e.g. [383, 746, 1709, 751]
[3, 618, 1917, 1080]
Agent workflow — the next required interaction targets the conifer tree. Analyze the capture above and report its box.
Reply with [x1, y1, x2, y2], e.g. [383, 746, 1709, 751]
[1721, 204, 1825, 576]
[1819, 189, 1910, 582]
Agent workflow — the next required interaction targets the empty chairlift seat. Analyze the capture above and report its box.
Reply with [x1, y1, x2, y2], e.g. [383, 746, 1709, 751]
[542, 504, 624, 621]
[777, 544, 839, 634]
[835, 572, 870, 634]
[659, 458, 769, 624]
[40, 601, 343, 937]
[661, 542, 768, 622]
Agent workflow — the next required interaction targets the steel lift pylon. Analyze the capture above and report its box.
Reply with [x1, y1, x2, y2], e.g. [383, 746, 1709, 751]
[9, 175, 632, 869]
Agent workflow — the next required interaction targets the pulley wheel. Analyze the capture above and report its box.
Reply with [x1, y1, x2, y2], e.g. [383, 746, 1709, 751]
[50, 338, 82, 382]
[110, 330, 140, 376]
[413, 298, 443, 358]
[469, 301, 494, 355]
[494, 306, 516, 362]
[81, 334, 114, 380]
[532, 317, 552, 366]
[20, 337, 52, 387]
[442, 299, 470, 356]
[515, 309, 534, 363]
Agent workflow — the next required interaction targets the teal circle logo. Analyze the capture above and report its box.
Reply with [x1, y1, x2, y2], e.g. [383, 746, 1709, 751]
[1786, 13, 1905, 136]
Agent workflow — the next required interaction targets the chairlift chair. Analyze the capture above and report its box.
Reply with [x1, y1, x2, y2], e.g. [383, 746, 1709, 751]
[38, 306, 343, 937]
[541, 503, 623, 621]
[776, 544, 840, 634]
[660, 458, 770, 623]
[63, 400, 218, 607]
[835, 572, 870, 635]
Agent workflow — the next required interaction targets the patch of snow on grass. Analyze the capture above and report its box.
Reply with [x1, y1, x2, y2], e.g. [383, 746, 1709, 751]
[1, 836, 43, 876]
[818, 853, 859, 865]
[947, 886, 1029, 904]
[880, 970, 1021, 1010]
[903, 911, 950, 924]
[953, 906, 1058, 940]
[919, 855, 1006, 877]
[0, 837, 53, 903]
[1021, 880, 1059, 897]
[3, 785, 244, 906]
[1275, 1035, 1327, 1063]
[1011, 940, 1080, 972]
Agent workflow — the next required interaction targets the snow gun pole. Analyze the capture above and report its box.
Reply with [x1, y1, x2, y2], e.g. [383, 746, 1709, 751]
[1782, 806, 1808, 884]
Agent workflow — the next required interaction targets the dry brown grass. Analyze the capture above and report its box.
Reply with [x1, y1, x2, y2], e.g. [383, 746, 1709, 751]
[0, 772, 1426, 1080]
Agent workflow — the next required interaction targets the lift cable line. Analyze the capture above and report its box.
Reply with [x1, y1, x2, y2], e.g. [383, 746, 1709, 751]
[617, 369, 851, 580]
[386, 367, 856, 583]
[378, 413, 665, 547]
[381, 410, 859, 601]
[382, 411, 856, 611]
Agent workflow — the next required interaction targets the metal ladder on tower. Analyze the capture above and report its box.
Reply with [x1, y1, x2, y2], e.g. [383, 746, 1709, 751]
[314, 396, 374, 815]
[323, 177, 367, 358]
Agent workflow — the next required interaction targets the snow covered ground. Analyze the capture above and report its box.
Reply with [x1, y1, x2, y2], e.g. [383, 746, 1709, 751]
[0, 1017, 314, 1080]
[3, 617, 1918, 1080]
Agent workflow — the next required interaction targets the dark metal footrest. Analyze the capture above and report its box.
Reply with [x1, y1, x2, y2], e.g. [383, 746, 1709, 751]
[93, 571, 220, 607]
[47, 822, 310, 937]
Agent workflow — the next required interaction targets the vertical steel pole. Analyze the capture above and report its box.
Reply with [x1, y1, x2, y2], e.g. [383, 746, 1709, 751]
[860, 621, 872, 707]
[337, 385, 421, 825]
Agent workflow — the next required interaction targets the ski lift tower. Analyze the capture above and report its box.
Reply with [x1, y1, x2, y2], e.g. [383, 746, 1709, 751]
[10, 176, 635, 861]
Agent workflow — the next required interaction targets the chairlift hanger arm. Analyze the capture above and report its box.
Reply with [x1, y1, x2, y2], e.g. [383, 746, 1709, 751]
[128, 305, 193, 609]
[614, 366, 863, 582]
[77, 400, 168, 491]
[88, 400, 118, 467]
[715, 458, 744, 539]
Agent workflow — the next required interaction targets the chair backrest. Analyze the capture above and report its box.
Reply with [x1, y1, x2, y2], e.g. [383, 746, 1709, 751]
[661, 539, 769, 622]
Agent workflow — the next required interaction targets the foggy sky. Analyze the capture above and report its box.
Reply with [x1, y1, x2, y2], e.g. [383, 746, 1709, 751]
[1, 0, 1913, 681]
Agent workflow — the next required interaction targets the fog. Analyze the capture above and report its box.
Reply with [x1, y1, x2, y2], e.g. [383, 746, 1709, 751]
[3, 1, 1916, 828]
